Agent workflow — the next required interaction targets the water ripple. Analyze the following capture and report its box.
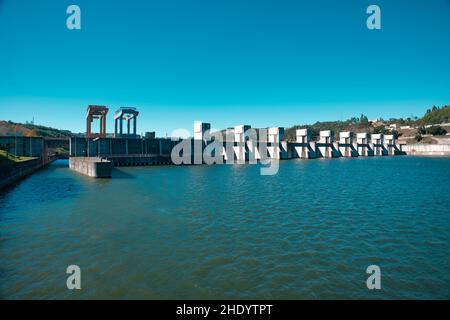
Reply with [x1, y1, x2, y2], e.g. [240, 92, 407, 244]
[0, 157, 450, 299]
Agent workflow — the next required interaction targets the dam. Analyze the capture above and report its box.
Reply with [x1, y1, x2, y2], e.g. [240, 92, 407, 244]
[69, 125, 404, 172]
[1, 105, 407, 180]
[67, 107, 405, 177]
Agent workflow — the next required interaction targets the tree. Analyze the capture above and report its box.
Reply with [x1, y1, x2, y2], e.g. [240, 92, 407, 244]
[360, 114, 369, 124]
[391, 130, 401, 139]
[427, 126, 447, 136]
[373, 126, 387, 134]
[415, 133, 423, 142]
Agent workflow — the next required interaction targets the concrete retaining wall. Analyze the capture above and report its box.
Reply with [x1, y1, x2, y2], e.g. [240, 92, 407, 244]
[69, 157, 114, 178]
[401, 144, 450, 156]
[0, 158, 44, 190]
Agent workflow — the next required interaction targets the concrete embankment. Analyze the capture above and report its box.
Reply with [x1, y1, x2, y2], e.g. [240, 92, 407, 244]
[0, 158, 45, 190]
[401, 144, 450, 156]
[69, 157, 114, 178]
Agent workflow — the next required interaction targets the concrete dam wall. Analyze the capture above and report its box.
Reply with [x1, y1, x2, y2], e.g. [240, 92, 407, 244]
[69, 137, 176, 166]
[401, 144, 450, 156]
[69, 129, 405, 170]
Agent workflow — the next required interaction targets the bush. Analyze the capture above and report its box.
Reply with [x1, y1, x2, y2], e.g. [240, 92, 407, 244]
[415, 133, 423, 142]
[373, 127, 388, 134]
[426, 126, 447, 136]
[418, 125, 447, 136]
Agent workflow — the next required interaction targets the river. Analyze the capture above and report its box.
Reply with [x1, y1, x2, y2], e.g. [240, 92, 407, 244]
[0, 157, 449, 299]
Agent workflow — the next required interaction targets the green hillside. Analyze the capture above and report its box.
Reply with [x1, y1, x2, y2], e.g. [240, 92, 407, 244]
[419, 105, 450, 125]
[0, 121, 73, 138]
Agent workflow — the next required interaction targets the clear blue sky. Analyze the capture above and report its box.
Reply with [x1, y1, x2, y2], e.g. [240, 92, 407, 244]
[0, 0, 449, 136]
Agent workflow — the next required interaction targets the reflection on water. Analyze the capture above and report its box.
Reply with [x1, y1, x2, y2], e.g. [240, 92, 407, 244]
[0, 158, 450, 299]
